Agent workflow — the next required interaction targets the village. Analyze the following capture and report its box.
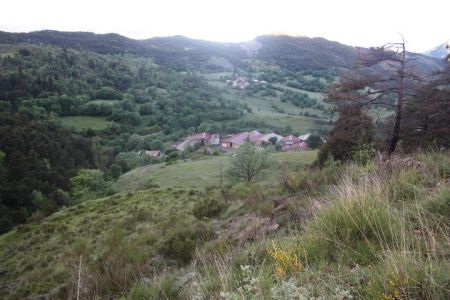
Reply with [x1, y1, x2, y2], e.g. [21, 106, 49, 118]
[140, 130, 314, 158]
[139, 73, 317, 159]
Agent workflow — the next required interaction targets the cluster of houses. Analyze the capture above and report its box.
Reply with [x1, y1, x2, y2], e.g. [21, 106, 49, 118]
[140, 130, 312, 158]
[226, 75, 267, 90]
[174, 131, 311, 152]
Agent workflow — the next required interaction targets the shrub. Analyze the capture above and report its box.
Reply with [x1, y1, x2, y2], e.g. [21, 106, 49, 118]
[306, 134, 323, 149]
[192, 195, 226, 219]
[384, 168, 426, 203]
[317, 107, 374, 166]
[424, 187, 450, 220]
[364, 252, 450, 299]
[266, 242, 303, 277]
[281, 160, 341, 193]
[299, 178, 399, 265]
[157, 221, 213, 264]
[87, 226, 151, 296]
[69, 169, 110, 202]
[417, 150, 450, 180]
[129, 274, 180, 300]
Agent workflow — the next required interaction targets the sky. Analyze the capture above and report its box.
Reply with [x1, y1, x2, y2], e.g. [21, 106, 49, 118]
[1, 0, 448, 53]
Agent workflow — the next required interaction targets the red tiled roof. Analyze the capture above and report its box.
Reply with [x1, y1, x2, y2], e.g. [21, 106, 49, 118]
[248, 131, 263, 142]
[229, 132, 251, 145]
[189, 132, 212, 141]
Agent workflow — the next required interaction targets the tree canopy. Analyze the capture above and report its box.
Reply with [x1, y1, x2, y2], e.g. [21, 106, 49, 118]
[227, 142, 272, 183]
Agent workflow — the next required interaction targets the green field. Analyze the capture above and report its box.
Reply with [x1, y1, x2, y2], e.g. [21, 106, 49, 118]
[60, 116, 109, 131]
[204, 72, 329, 133]
[114, 150, 317, 192]
[84, 99, 120, 105]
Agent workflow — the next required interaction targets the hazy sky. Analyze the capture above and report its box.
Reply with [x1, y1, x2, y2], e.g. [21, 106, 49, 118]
[1, 0, 448, 52]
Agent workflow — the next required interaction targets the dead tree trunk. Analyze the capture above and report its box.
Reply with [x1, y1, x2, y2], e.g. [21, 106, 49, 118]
[389, 41, 406, 155]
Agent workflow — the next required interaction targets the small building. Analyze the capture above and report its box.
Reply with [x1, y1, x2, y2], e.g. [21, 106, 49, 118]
[176, 132, 220, 151]
[139, 150, 161, 157]
[299, 133, 311, 142]
[189, 132, 213, 144]
[230, 76, 249, 90]
[251, 79, 268, 86]
[221, 132, 250, 149]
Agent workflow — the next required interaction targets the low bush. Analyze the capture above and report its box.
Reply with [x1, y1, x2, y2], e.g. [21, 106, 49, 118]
[88, 226, 151, 296]
[363, 252, 450, 299]
[157, 221, 213, 264]
[417, 150, 450, 180]
[299, 177, 399, 265]
[129, 274, 180, 300]
[424, 187, 450, 220]
[385, 167, 426, 202]
[281, 159, 341, 193]
[192, 195, 226, 219]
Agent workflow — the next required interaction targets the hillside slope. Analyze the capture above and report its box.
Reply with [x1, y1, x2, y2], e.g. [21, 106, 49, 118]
[114, 151, 318, 192]
[1, 151, 449, 299]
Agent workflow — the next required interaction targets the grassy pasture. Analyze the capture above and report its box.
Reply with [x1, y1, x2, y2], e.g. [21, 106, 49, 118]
[114, 150, 317, 192]
[60, 116, 109, 131]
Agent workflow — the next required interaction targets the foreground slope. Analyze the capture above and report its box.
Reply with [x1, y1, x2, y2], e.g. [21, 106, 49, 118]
[0, 187, 203, 299]
[1, 151, 449, 299]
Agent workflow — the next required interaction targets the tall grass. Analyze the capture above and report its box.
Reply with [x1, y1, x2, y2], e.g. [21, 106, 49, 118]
[184, 151, 450, 299]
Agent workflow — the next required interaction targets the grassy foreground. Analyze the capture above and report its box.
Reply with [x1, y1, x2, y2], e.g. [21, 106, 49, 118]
[0, 187, 208, 299]
[1, 151, 449, 299]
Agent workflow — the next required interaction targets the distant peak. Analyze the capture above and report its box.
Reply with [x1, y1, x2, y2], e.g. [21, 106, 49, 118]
[267, 31, 307, 38]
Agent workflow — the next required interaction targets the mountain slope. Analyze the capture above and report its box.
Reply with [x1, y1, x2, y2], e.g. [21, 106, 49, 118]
[1, 151, 448, 299]
[251, 35, 356, 71]
[1, 30, 444, 73]
[424, 42, 449, 59]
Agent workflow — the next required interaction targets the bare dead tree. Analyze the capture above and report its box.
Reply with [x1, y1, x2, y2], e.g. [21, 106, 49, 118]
[327, 36, 422, 155]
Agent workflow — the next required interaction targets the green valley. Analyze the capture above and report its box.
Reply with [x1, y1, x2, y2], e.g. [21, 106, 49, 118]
[0, 28, 448, 300]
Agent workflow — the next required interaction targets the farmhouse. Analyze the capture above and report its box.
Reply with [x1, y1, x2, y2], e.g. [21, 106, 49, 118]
[176, 132, 220, 151]
[221, 132, 251, 149]
[230, 76, 249, 90]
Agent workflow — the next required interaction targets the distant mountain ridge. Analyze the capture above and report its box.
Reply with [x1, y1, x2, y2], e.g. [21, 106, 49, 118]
[0, 30, 444, 73]
[423, 42, 449, 59]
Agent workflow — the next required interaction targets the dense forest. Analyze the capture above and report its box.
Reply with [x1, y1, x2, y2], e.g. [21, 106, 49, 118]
[0, 43, 248, 230]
